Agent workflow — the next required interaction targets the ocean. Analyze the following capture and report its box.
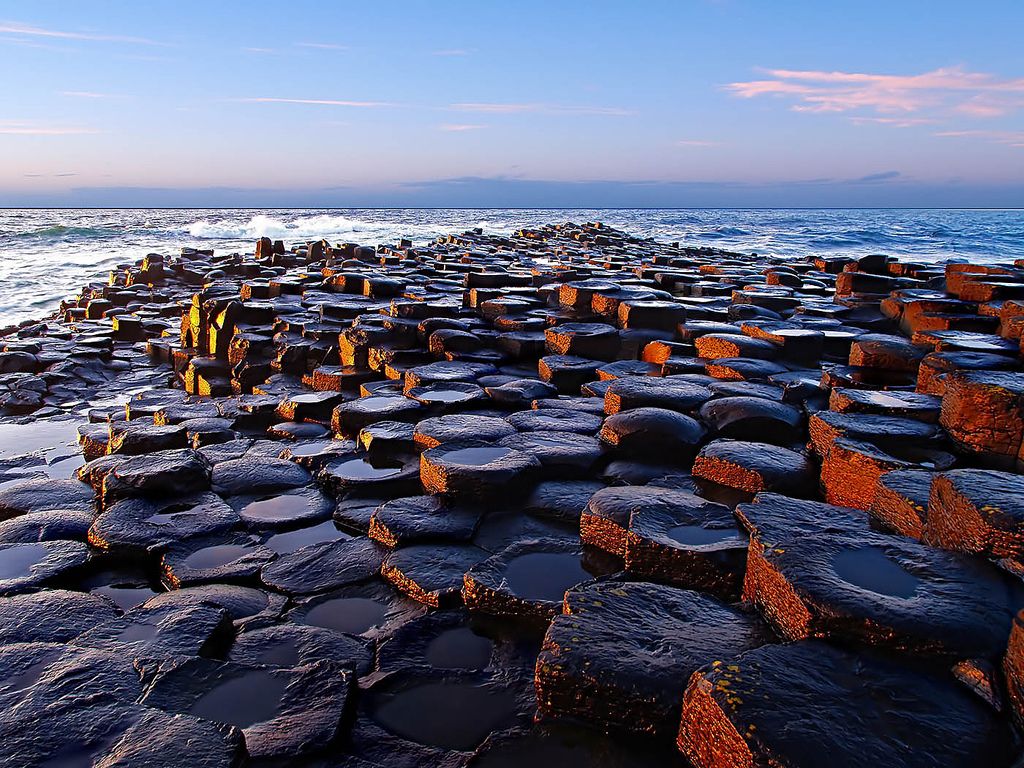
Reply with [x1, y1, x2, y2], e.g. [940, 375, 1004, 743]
[1, 208, 1022, 326]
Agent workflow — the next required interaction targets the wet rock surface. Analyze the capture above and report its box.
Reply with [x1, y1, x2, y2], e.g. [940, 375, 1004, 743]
[2, 222, 1024, 764]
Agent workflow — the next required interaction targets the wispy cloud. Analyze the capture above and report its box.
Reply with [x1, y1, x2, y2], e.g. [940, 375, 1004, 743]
[0, 120, 99, 136]
[236, 97, 397, 108]
[433, 48, 471, 56]
[936, 130, 1024, 147]
[61, 90, 120, 99]
[727, 66, 1024, 118]
[675, 139, 719, 147]
[450, 102, 633, 116]
[849, 116, 936, 128]
[243, 46, 277, 54]
[0, 20, 160, 45]
[297, 42, 348, 50]
[439, 123, 484, 132]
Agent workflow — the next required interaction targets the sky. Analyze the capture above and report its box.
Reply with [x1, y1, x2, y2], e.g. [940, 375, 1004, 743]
[1, 0, 1023, 207]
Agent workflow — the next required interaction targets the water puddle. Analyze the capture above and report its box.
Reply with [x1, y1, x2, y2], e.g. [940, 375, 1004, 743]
[425, 627, 494, 670]
[502, 552, 590, 602]
[91, 584, 160, 610]
[182, 544, 252, 570]
[373, 681, 517, 751]
[0, 543, 48, 579]
[443, 446, 511, 466]
[330, 457, 403, 480]
[303, 597, 387, 634]
[254, 639, 301, 666]
[190, 671, 287, 727]
[240, 494, 311, 523]
[116, 622, 159, 644]
[832, 546, 920, 599]
[266, 520, 350, 555]
[667, 524, 743, 546]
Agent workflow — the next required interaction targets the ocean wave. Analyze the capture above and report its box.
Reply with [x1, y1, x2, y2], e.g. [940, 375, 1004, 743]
[6, 224, 123, 239]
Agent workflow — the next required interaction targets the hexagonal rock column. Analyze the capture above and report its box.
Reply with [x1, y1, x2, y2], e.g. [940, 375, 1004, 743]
[692, 440, 816, 497]
[535, 581, 768, 737]
[925, 469, 1024, 562]
[939, 370, 1024, 469]
[868, 469, 933, 539]
[1004, 609, 1024, 731]
[736, 493, 1023, 660]
[599, 407, 706, 464]
[420, 442, 541, 499]
[678, 641, 1014, 768]
[544, 323, 620, 362]
[623, 491, 747, 599]
[820, 437, 954, 510]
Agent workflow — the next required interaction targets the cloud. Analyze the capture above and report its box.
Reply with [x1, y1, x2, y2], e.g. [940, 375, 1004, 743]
[0, 121, 99, 135]
[936, 130, 1024, 147]
[0, 20, 159, 45]
[236, 97, 397, 108]
[449, 102, 633, 116]
[439, 123, 484, 132]
[297, 42, 348, 50]
[61, 91, 119, 99]
[727, 66, 1024, 118]
[849, 116, 936, 128]
[433, 49, 471, 56]
[855, 170, 902, 183]
[676, 139, 719, 147]
[243, 47, 277, 54]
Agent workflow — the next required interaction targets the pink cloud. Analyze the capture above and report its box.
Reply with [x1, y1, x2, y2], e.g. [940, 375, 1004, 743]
[935, 130, 1024, 148]
[439, 123, 484, 131]
[237, 97, 396, 108]
[727, 66, 1024, 117]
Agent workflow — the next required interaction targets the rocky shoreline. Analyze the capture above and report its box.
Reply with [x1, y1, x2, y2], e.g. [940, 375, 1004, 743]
[1, 221, 1023, 765]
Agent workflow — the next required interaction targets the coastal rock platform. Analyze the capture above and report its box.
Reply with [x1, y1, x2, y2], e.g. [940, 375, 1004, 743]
[1, 222, 1023, 764]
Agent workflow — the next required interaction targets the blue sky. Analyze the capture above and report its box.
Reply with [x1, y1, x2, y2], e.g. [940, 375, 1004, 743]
[1, 0, 1022, 206]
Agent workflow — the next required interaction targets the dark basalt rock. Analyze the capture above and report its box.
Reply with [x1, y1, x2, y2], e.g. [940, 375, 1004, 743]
[288, 580, 425, 639]
[107, 422, 189, 455]
[413, 413, 517, 449]
[624, 492, 747, 598]
[737, 493, 1024, 660]
[499, 431, 604, 478]
[704, 357, 789, 382]
[160, 534, 277, 589]
[0, 507, 93, 543]
[364, 668, 530, 753]
[265, 518, 351, 554]
[939, 370, 1024, 467]
[90, 492, 239, 554]
[236, 485, 334, 530]
[507, 407, 603, 434]
[0, 476, 93, 518]
[821, 436, 955, 510]
[0, 644, 146, 767]
[467, 721, 689, 767]
[376, 609, 507, 674]
[472, 507, 580, 553]
[91, 709, 245, 768]
[260, 536, 386, 595]
[0, 588, 118, 644]
[869, 469, 933, 538]
[407, 381, 487, 409]
[369, 495, 485, 547]
[485, 378, 559, 408]
[916, 350, 1017, 396]
[807, 410, 944, 457]
[463, 539, 597, 624]
[210, 456, 311, 495]
[139, 656, 355, 759]
[333, 395, 424, 437]
[926, 469, 1024, 561]
[74, 601, 234, 658]
[538, 355, 603, 394]
[536, 581, 769, 736]
[403, 360, 498, 392]
[1005, 609, 1024, 731]
[582, 484, 695, 557]
[848, 332, 925, 371]
[678, 641, 1014, 768]
[692, 439, 816, 496]
[695, 333, 778, 360]
[229, 622, 373, 675]
[603, 376, 713, 415]
[524, 480, 605, 524]
[101, 448, 212, 506]
[545, 323, 620, 361]
[319, 454, 421, 497]
[698, 396, 804, 444]
[142, 583, 287, 627]
[382, 543, 489, 607]
[830, 387, 942, 422]
[0, 539, 90, 595]
[421, 441, 542, 499]
[599, 407, 706, 463]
